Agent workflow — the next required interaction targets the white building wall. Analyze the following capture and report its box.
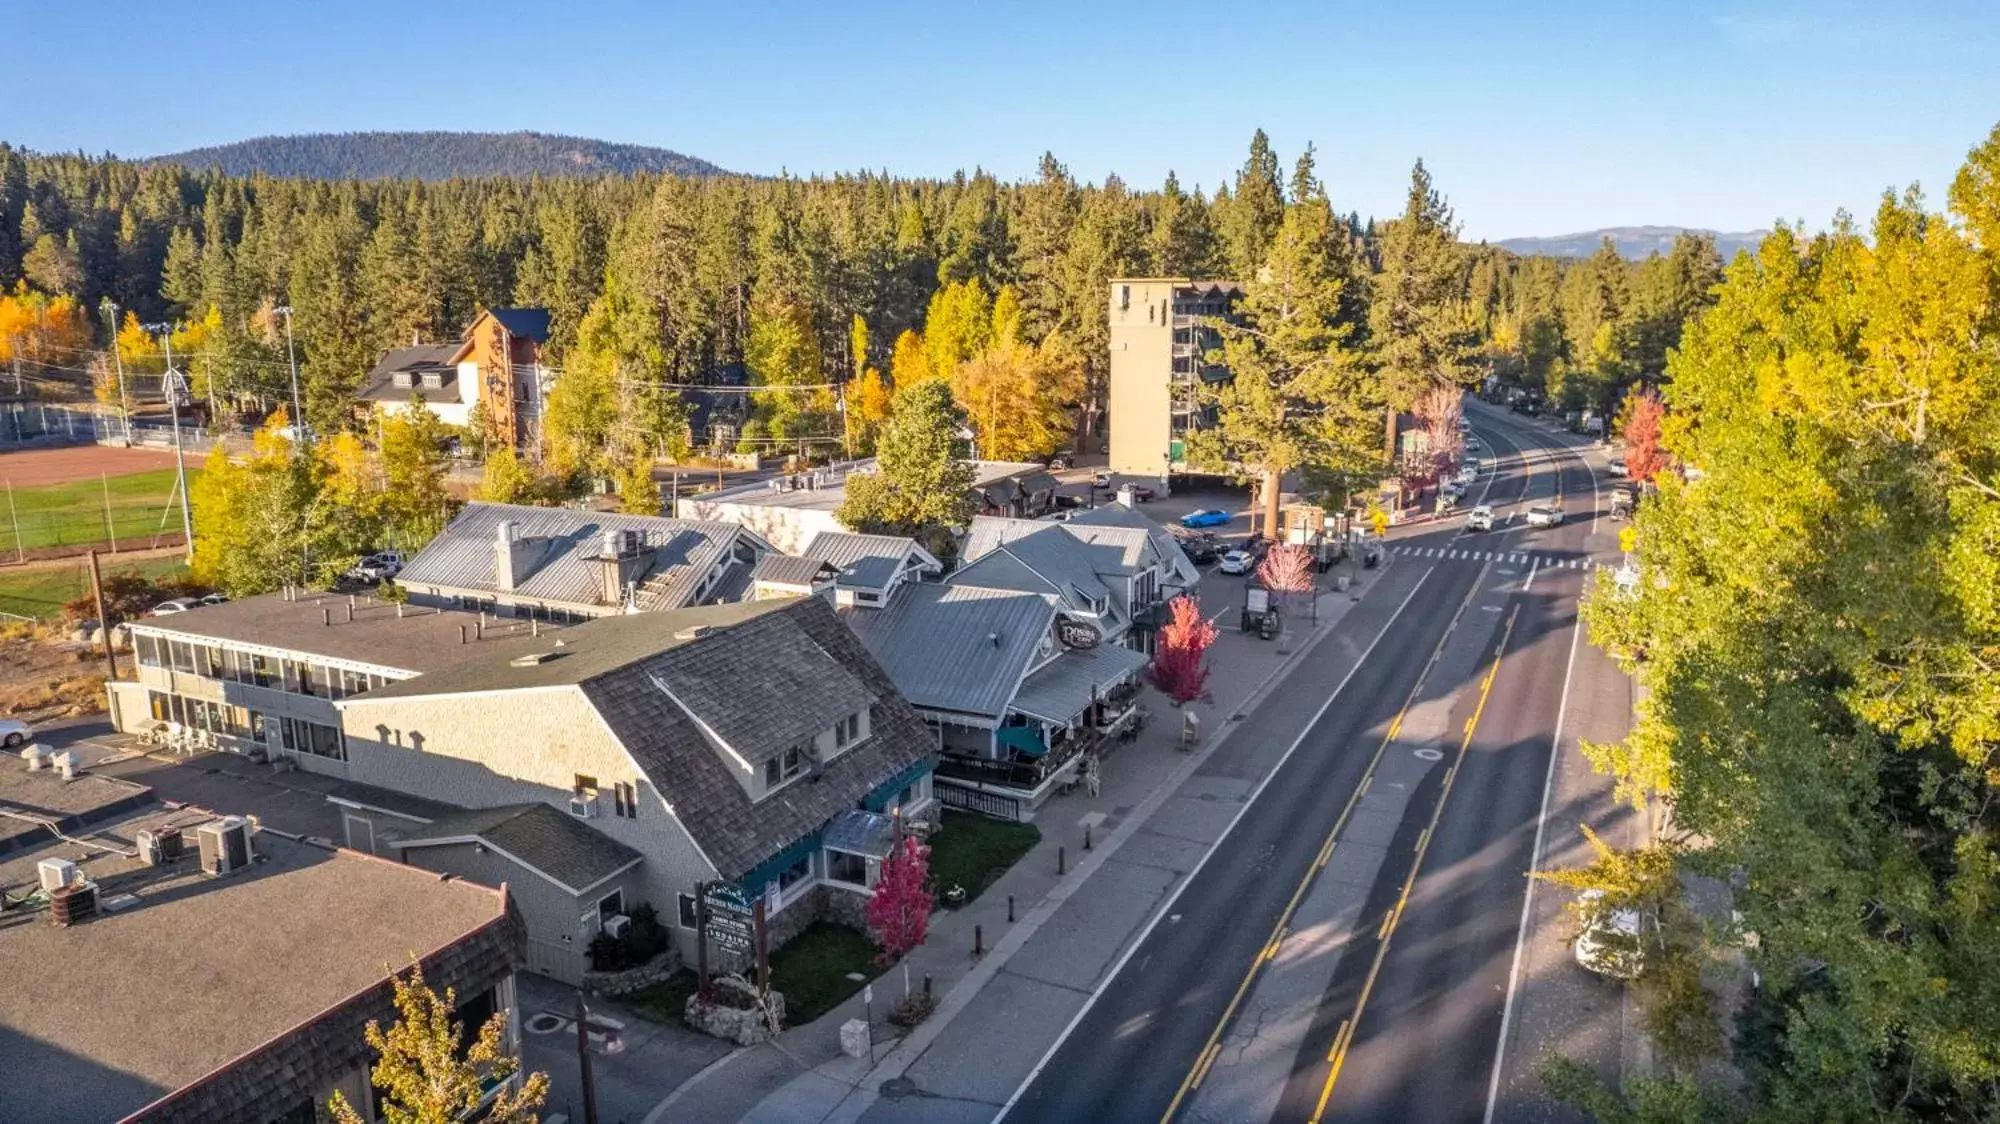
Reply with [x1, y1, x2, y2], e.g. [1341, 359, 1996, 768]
[337, 686, 721, 962]
[674, 499, 840, 555]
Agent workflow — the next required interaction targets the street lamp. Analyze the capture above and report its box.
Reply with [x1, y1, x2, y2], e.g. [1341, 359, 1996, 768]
[143, 322, 196, 563]
[271, 304, 305, 443]
[99, 299, 131, 446]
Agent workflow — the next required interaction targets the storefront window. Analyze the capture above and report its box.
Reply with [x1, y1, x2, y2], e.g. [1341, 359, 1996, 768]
[826, 850, 868, 887]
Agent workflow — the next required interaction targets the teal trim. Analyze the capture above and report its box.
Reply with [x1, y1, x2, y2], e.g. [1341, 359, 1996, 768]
[737, 829, 821, 894]
[997, 726, 1048, 758]
[864, 756, 937, 812]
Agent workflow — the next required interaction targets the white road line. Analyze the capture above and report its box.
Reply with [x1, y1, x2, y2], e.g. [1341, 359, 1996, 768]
[1483, 575, 1587, 1124]
[1522, 558, 1539, 593]
[996, 566, 1439, 1122]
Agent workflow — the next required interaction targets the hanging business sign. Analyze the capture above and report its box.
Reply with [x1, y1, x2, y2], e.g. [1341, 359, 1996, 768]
[1055, 617, 1099, 650]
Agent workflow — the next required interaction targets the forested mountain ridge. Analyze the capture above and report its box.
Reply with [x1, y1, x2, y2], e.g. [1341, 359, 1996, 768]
[1497, 225, 1766, 260]
[147, 131, 731, 180]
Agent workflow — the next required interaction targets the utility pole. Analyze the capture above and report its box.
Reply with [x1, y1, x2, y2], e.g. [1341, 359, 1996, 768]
[87, 549, 119, 681]
[573, 993, 599, 1124]
[274, 304, 306, 442]
[149, 325, 196, 563]
[101, 301, 131, 445]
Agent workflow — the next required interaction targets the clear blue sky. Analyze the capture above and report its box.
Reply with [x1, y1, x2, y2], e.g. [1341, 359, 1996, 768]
[9, 0, 1998, 241]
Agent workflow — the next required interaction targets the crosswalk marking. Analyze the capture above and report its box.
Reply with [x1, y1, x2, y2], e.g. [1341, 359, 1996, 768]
[1379, 545, 1612, 572]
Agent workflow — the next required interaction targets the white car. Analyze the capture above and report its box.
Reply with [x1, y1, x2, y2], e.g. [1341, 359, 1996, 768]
[1574, 889, 1648, 980]
[1456, 465, 1478, 486]
[1525, 505, 1565, 528]
[347, 550, 407, 582]
[1217, 549, 1254, 575]
[151, 598, 199, 616]
[1466, 505, 1495, 532]
[0, 718, 31, 748]
[1607, 459, 1627, 477]
[1466, 437, 1483, 451]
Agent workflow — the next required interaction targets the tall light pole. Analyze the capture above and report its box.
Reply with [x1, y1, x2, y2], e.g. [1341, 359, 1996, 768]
[146, 323, 196, 562]
[100, 300, 131, 446]
[272, 304, 305, 442]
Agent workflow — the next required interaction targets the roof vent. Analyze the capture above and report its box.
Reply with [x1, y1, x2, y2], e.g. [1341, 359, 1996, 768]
[674, 624, 718, 641]
[989, 631, 1001, 647]
[510, 651, 564, 668]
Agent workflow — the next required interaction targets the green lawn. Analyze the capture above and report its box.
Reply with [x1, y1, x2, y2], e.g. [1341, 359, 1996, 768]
[0, 556, 189, 620]
[621, 969, 699, 1027]
[0, 469, 196, 553]
[927, 811, 1042, 907]
[761, 922, 881, 1025]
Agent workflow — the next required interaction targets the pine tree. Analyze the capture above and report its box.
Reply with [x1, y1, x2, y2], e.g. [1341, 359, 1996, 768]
[1369, 160, 1475, 406]
[1220, 130, 1284, 279]
[837, 379, 974, 548]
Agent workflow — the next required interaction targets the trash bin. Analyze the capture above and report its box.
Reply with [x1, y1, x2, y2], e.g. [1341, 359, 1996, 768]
[1334, 574, 1351, 593]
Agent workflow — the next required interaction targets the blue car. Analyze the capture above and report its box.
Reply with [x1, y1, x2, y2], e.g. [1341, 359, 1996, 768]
[1180, 509, 1232, 529]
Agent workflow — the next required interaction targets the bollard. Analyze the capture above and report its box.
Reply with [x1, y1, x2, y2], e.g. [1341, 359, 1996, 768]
[1084, 824, 1093, 851]
[974, 924, 984, 957]
[1007, 894, 1015, 923]
[1058, 846, 1066, 875]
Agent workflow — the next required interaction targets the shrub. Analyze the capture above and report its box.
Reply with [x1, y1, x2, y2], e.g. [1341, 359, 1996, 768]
[587, 903, 672, 972]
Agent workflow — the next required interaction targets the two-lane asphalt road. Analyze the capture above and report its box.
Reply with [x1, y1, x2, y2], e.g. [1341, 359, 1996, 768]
[1003, 404, 1617, 1124]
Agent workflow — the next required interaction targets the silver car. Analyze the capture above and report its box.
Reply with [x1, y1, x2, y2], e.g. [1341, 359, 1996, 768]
[0, 718, 30, 748]
[1526, 505, 1565, 528]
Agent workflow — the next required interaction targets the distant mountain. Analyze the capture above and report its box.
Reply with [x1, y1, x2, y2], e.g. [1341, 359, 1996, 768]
[148, 130, 731, 180]
[1494, 226, 1769, 261]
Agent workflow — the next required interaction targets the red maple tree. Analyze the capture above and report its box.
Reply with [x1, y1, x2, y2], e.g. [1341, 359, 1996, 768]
[864, 835, 933, 964]
[1621, 389, 1670, 484]
[1150, 594, 1218, 704]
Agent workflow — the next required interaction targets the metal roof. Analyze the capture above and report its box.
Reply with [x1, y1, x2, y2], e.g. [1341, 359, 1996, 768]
[801, 531, 939, 592]
[750, 554, 836, 587]
[846, 584, 1055, 721]
[952, 526, 1119, 624]
[822, 808, 901, 859]
[1008, 643, 1150, 725]
[396, 501, 765, 612]
[963, 515, 1148, 577]
[1062, 505, 1204, 589]
[357, 343, 462, 403]
[484, 306, 552, 341]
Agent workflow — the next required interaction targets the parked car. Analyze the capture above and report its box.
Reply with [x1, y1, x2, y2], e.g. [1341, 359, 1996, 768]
[1126, 485, 1156, 503]
[1525, 505, 1566, 528]
[347, 550, 407, 582]
[1573, 889, 1650, 980]
[1047, 452, 1074, 470]
[1091, 471, 1114, 490]
[1466, 505, 1495, 532]
[1171, 531, 1220, 565]
[1466, 437, 1483, 451]
[1180, 509, 1233, 529]
[1217, 549, 1254, 575]
[1607, 459, 1627, 477]
[1456, 465, 1478, 486]
[0, 718, 31, 748]
[151, 597, 199, 616]
[198, 592, 229, 606]
[1053, 493, 1085, 510]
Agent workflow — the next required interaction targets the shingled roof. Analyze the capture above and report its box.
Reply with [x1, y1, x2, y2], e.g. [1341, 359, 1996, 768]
[397, 803, 643, 894]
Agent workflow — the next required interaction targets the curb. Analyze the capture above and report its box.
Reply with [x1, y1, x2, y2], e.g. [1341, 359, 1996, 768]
[810, 561, 1406, 1123]
[641, 1045, 752, 1124]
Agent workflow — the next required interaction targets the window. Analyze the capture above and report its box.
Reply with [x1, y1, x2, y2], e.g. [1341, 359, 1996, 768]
[677, 893, 700, 929]
[281, 718, 345, 761]
[827, 850, 868, 887]
[168, 641, 195, 673]
[775, 852, 813, 895]
[597, 889, 625, 924]
[148, 692, 169, 722]
[135, 635, 162, 668]
[855, 590, 881, 605]
[574, 774, 599, 798]
[836, 712, 863, 749]
[613, 781, 638, 819]
[763, 747, 805, 790]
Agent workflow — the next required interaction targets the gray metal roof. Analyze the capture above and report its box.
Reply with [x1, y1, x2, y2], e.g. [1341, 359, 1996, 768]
[846, 583, 1055, 720]
[750, 554, 836, 587]
[952, 526, 1119, 624]
[396, 501, 766, 612]
[127, 591, 541, 674]
[964, 514, 1151, 576]
[800, 531, 939, 592]
[358, 343, 461, 403]
[1008, 643, 1151, 725]
[397, 803, 643, 894]
[1063, 505, 1203, 588]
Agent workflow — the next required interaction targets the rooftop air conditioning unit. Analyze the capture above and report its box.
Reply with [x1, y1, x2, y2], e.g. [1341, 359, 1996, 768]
[136, 829, 163, 866]
[568, 797, 596, 820]
[197, 816, 253, 876]
[38, 857, 77, 894]
[20, 744, 52, 771]
[602, 914, 632, 939]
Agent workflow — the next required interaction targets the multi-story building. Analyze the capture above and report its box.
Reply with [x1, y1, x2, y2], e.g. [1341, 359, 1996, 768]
[355, 307, 552, 447]
[109, 591, 539, 776]
[678, 459, 1056, 554]
[1106, 278, 1245, 477]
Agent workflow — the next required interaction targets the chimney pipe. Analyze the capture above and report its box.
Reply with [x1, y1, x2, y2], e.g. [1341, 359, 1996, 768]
[322, 608, 331, 627]
[396, 602, 405, 618]
[475, 620, 484, 640]
[346, 603, 354, 623]
[532, 619, 541, 638]
[458, 625, 467, 645]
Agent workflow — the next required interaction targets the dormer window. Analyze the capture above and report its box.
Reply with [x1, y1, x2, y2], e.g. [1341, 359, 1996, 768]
[421, 372, 443, 389]
[764, 746, 807, 790]
[392, 371, 414, 388]
[836, 711, 863, 749]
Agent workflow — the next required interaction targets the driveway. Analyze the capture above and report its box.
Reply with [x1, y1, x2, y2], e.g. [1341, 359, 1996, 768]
[516, 973, 732, 1124]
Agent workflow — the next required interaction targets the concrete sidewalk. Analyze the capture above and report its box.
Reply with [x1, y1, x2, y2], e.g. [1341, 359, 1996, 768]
[647, 558, 1410, 1124]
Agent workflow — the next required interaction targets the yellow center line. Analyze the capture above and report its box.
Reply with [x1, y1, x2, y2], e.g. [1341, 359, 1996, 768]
[1308, 603, 1521, 1124]
[1157, 565, 1491, 1124]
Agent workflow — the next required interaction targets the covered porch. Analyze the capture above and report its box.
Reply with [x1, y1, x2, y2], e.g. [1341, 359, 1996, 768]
[933, 643, 1151, 819]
